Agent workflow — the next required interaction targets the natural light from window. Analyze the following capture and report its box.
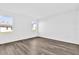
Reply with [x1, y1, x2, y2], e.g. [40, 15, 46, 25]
[0, 16, 13, 32]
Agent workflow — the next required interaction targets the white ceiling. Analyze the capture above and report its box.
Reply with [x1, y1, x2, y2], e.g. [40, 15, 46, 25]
[0, 3, 78, 19]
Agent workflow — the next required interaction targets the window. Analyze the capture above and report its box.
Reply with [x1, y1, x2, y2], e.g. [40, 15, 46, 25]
[0, 16, 13, 32]
[32, 20, 38, 32]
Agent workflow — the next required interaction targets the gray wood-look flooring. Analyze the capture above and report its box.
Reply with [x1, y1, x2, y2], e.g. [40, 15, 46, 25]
[0, 37, 79, 55]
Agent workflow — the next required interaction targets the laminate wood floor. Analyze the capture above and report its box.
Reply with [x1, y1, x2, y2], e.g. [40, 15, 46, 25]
[0, 37, 79, 55]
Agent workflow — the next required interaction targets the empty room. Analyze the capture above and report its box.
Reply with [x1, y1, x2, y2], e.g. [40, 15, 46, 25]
[0, 3, 79, 55]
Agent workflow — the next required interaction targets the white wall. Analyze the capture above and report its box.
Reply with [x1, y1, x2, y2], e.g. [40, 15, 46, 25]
[39, 10, 79, 44]
[77, 11, 79, 43]
[0, 9, 37, 44]
[0, 6, 79, 44]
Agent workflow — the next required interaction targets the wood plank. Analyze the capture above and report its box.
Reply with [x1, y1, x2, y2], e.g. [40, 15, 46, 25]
[0, 37, 78, 55]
